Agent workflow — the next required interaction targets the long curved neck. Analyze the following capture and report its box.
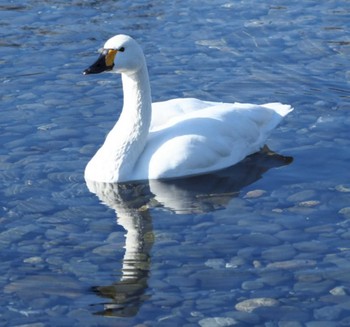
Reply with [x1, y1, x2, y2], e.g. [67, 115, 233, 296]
[120, 66, 152, 131]
[89, 65, 152, 183]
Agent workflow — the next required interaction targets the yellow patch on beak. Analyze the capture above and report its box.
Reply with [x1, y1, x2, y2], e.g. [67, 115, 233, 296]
[105, 49, 117, 67]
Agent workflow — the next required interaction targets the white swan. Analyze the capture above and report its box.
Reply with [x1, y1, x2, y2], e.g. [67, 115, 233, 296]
[83, 34, 292, 183]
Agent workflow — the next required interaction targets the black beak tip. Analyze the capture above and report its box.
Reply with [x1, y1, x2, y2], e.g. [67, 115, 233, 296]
[83, 68, 91, 75]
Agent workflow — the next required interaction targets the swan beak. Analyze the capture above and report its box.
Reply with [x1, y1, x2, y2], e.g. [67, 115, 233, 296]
[83, 49, 117, 75]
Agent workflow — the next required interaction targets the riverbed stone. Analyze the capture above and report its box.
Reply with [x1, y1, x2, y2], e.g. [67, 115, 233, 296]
[198, 317, 238, 327]
[329, 286, 347, 296]
[244, 189, 267, 198]
[262, 244, 296, 261]
[293, 240, 328, 253]
[241, 280, 264, 290]
[205, 258, 226, 269]
[235, 298, 279, 313]
[266, 259, 316, 270]
[278, 322, 303, 327]
[294, 280, 335, 295]
[339, 207, 350, 219]
[313, 305, 342, 320]
[335, 185, 350, 193]
[238, 233, 281, 247]
[287, 190, 317, 203]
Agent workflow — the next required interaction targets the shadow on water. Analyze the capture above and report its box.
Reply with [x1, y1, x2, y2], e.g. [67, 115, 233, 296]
[85, 149, 293, 317]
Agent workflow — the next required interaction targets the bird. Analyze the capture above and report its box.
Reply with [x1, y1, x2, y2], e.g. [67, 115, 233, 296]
[83, 34, 292, 183]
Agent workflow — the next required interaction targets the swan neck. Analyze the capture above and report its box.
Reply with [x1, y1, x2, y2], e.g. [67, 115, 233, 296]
[85, 63, 152, 183]
[122, 66, 152, 116]
[110, 65, 151, 181]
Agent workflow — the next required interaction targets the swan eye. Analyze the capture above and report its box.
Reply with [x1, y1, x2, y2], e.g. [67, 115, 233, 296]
[118, 47, 125, 52]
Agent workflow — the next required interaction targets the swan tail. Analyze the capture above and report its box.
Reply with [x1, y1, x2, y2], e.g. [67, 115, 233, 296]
[262, 103, 293, 117]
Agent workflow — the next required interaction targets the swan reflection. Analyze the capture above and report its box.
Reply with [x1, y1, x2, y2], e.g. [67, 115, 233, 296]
[86, 182, 154, 317]
[86, 149, 292, 317]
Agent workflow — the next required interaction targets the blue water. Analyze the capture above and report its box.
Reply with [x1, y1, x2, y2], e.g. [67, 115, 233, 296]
[1, 0, 350, 326]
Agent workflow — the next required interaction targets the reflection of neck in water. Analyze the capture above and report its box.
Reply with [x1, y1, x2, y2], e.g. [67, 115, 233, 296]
[118, 211, 152, 281]
[86, 182, 154, 317]
[86, 148, 293, 317]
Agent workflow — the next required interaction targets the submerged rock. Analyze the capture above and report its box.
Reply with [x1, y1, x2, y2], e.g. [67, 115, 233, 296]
[235, 297, 279, 313]
[198, 317, 239, 327]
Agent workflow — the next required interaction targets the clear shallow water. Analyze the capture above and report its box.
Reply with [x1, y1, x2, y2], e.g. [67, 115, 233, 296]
[1, 0, 349, 326]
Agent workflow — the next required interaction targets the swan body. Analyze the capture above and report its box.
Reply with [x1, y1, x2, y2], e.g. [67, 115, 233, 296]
[83, 34, 292, 183]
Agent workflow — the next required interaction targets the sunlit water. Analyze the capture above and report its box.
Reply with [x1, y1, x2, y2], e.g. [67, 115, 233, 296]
[1, 0, 350, 326]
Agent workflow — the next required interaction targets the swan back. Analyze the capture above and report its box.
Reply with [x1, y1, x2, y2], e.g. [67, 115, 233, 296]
[132, 100, 293, 180]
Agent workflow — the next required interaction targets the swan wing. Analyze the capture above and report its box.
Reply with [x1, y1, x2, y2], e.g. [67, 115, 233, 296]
[133, 101, 292, 180]
[150, 98, 218, 130]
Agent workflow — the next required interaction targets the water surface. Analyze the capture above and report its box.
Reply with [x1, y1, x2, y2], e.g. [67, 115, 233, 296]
[1, 0, 350, 326]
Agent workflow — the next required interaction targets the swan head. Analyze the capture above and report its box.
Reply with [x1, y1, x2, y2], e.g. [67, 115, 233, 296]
[83, 34, 145, 76]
